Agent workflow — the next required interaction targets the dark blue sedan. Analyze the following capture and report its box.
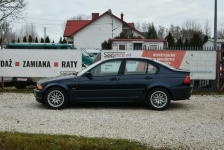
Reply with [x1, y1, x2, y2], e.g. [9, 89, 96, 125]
[34, 57, 192, 110]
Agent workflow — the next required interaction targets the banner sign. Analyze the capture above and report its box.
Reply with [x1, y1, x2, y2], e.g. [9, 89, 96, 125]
[102, 50, 216, 80]
[0, 49, 82, 77]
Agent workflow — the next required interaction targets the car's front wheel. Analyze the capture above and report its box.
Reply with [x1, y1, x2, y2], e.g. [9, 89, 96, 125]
[44, 87, 68, 109]
[147, 88, 171, 110]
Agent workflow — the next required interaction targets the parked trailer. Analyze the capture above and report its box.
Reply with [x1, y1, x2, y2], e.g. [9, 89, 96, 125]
[4, 43, 89, 89]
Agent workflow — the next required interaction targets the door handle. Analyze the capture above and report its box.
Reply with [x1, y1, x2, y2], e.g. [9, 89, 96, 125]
[145, 76, 152, 80]
[110, 78, 118, 81]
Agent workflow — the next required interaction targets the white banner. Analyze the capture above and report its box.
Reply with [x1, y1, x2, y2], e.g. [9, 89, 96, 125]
[101, 50, 217, 80]
[0, 49, 82, 77]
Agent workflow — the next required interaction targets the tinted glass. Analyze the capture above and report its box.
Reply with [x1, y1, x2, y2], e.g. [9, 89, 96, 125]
[147, 63, 157, 74]
[124, 60, 147, 75]
[90, 60, 121, 77]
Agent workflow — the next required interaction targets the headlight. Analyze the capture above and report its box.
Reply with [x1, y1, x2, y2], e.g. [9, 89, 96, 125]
[37, 84, 43, 90]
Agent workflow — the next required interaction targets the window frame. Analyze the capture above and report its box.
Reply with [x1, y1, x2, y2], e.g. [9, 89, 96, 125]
[119, 44, 126, 50]
[121, 59, 159, 76]
[150, 45, 158, 50]
[84, 59, 124, 77]
[123, 29, 132, 36]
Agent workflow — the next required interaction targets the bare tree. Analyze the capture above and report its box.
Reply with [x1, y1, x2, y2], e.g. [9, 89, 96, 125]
[0, 20, 17, 44]
[218, 27, 224, 39]
[157, 25, 166, 39]
[134, 21, 141, 31]
[181, 19, 202, 40]
[141, 21, 150, 32]
[0, 0, 27, 22]
[168, 24, 181, 41]
[62, 14, 91, 31]
[18, 23, 38, 40]
[204, 19, 211, 37]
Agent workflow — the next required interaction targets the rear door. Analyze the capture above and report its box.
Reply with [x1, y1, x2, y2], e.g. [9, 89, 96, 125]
[119, 59, 158, 99]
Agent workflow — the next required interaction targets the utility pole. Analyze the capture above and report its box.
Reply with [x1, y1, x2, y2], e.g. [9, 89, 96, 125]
[108, 9, 113, 38]
[214, 0, 217, 50]
[44, 27, 46, 43]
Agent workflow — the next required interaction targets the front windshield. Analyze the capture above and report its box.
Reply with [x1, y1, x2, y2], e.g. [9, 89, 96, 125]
[77, 60, 102, 76]
[152, 59, 176, 70]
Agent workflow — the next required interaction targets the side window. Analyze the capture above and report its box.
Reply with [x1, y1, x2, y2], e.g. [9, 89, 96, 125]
[90, 60, 122, 77]
[124, 60, 147, 75]
[147, 63, 158, 74]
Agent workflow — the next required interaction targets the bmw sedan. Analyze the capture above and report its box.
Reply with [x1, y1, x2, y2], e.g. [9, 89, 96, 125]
[34, 57, 192, 110]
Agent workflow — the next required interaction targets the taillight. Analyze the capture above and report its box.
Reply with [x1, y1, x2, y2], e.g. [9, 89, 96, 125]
[184, 75, 191, 84]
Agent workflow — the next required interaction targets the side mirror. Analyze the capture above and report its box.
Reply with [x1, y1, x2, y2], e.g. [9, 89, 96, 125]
[86, 72, 92, 78]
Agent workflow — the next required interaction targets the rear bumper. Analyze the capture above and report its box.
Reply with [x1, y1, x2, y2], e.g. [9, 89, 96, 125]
[33, 88, 44, 103]
[170, 85, 193, 101]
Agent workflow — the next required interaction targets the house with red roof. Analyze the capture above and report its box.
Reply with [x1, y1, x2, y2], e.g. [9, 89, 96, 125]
[110, 39, 167, 50]
[63, 11, 145, 49]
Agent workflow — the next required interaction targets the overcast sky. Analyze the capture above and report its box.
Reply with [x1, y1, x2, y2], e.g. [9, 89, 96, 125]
[12, 0, 224, 42]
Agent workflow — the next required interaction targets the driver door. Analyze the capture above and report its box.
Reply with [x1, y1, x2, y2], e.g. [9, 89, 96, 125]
[78, 60, 122, 100]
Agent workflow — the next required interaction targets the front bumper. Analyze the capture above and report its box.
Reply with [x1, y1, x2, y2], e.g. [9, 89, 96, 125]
[33, 88, 44, 103]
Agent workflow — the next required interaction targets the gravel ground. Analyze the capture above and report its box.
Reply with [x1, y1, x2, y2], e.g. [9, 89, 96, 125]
[0, 93, 223, 149]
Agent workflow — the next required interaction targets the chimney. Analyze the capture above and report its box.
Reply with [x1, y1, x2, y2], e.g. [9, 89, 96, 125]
[121, 13, 124, 21]
[92, 13, 99, 21]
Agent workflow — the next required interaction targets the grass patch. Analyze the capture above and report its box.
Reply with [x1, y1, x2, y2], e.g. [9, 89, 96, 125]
[0, 89, 33, 93]
[0, 131, 150, 150]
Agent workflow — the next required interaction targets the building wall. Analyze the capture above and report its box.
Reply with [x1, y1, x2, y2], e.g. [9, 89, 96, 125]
[203, 40, 222, 49]
[73, 14, 123, 48]
[132, 30, 144, 38]
[112, 41, 165, 50]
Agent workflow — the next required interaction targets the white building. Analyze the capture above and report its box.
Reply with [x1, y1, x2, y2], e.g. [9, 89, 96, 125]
[203, 39, 224, 50]
[63, 11, 145, 48]
[110, 39, 167, 50]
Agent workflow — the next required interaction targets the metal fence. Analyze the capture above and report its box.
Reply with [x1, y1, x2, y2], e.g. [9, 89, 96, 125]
[1, 46, 223, 92]
[217, 47, 224, 92]
[84, 47, 220, 92]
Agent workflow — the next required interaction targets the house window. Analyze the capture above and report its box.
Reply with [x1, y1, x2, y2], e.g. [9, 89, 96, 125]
[150, 45, 157, 50]
[119, 44, 126, 50]
[134, 43, 142, 50]
[124, 29, 132, 35]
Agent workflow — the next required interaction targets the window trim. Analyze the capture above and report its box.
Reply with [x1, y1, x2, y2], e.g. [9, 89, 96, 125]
[123, 60, 148, 76]
[83, 59, 124, 77]
[121, 59, 159, 76]
[118, 44, 126, 50]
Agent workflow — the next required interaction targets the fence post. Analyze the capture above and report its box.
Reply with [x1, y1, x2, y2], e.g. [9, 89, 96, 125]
[217, 46, 220, 91]
[1, 77, 3, 90]
[1, 43, 3, 89]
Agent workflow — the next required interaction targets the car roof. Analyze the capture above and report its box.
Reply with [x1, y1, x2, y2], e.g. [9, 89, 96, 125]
[103, 57, 154, 61]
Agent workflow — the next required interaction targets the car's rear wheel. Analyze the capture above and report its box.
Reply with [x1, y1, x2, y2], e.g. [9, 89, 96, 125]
[44, 87, 68, 109]
[147, 88, 171, 110]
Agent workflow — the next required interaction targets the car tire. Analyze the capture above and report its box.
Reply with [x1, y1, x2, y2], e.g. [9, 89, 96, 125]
[44, 87, 68, 109]
[147, 88, 171, 110]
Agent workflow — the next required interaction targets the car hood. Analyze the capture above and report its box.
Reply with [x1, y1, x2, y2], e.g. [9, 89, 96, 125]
[37, 75, 77, 84]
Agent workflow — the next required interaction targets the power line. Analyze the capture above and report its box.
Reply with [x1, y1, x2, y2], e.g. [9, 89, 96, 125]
[26, 17, 63, 22]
